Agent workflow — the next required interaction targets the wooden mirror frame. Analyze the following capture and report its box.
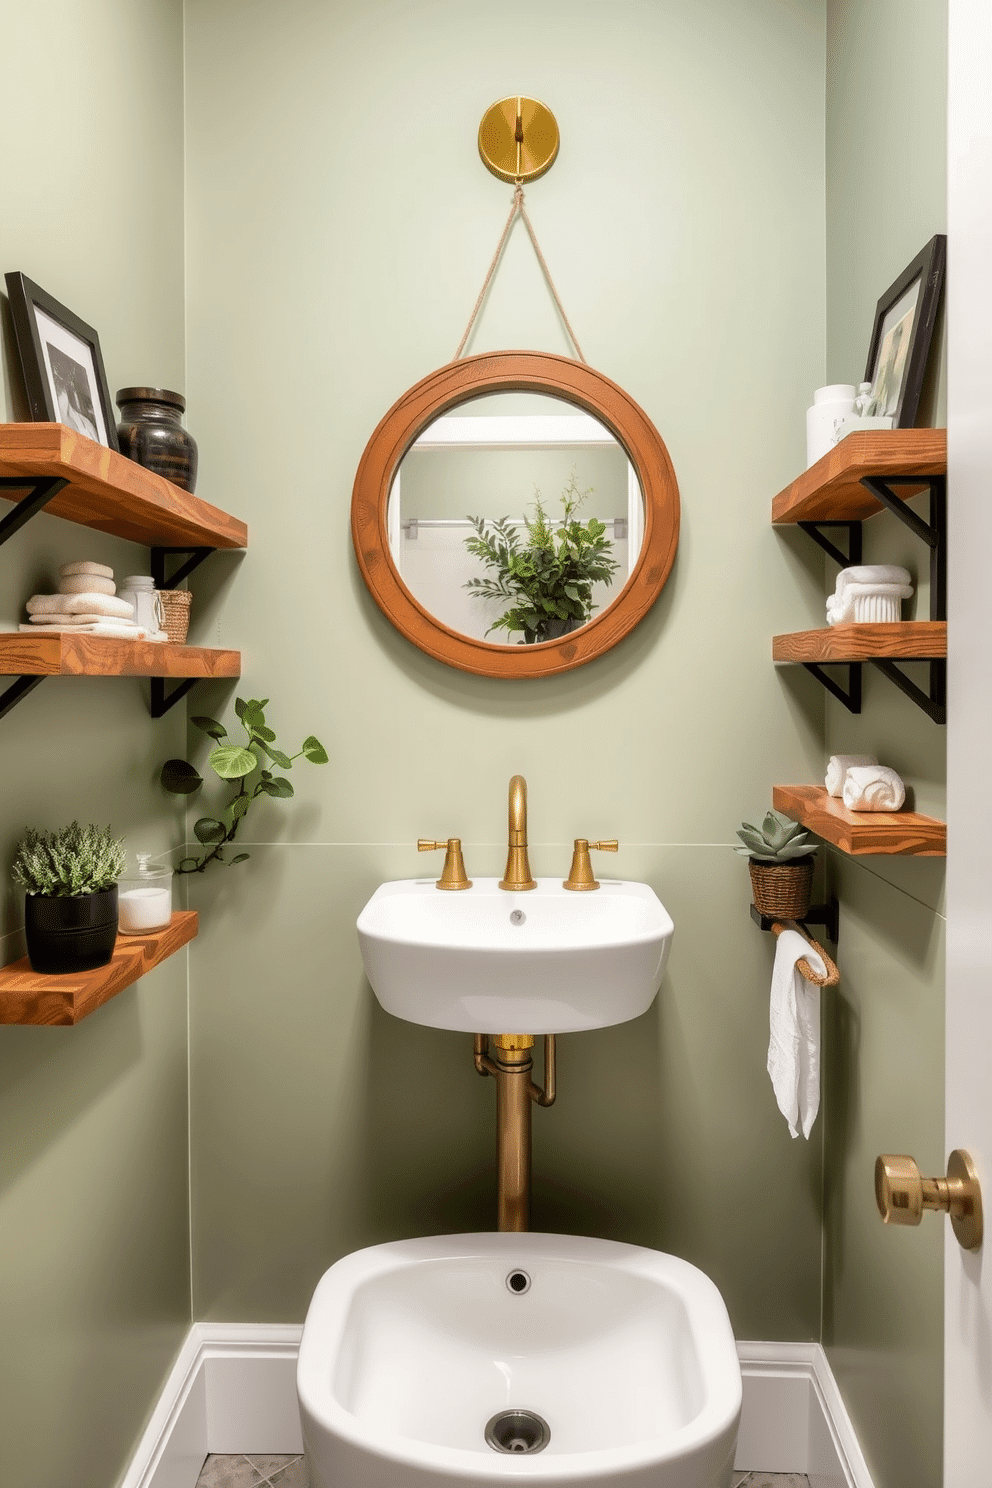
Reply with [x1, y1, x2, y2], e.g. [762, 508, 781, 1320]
[351, 351, 680, 678]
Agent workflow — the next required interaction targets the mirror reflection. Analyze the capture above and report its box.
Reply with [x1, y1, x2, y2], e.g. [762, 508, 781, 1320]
[387, 393, 643, 644]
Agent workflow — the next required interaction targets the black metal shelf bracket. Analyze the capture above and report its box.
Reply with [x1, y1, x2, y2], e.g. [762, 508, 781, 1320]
[150, 676, 199, 718]
[870, 657, 946, 726]
[750, 898, 839, 944]
[0, 675, 46, 720]
[859, 473, 946, 622]
[0, 476, 69, 548]
[151, 546, 214, 590]
[803, 661, 862, 714]
[797, 520, 863, 569]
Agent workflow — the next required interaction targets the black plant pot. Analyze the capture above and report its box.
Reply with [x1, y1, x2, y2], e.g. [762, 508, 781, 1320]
[24, 887, 119, 974]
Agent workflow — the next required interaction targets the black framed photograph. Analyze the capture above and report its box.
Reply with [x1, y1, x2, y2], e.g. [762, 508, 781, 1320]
[3, 271, 119, 450]
[864, 234, 946, 429]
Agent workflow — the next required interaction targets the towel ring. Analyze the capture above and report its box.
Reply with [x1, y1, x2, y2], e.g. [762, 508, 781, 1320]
[770, 920, 840, 988]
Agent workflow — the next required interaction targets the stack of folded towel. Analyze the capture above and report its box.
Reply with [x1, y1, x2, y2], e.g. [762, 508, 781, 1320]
[825, 754, 906, 811]
[826, 565, 913, 625]
[21, 561, 148, 639]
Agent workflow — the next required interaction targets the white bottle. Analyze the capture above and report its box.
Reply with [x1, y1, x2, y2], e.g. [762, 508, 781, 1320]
[806, 384, 856, 468]
[118, 575, 165, 638]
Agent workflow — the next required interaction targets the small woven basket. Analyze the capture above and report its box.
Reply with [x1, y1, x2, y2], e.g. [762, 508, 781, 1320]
[748, 858, 814, 920]
[158, 588, 192, 644]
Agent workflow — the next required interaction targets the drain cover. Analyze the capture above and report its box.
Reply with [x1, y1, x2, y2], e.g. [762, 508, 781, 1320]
[485, 1409, 551, 1454]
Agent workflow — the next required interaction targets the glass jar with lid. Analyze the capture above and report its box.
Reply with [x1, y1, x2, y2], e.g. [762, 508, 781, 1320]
[118, 853, 173, 935]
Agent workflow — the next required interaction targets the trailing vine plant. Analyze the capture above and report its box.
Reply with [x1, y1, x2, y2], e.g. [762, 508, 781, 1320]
[160, 696, 328, 874]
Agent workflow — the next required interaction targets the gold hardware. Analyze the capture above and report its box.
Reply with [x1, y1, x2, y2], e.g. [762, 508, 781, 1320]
[417, 837, 472, 890]
[474, 1033, 556, 1231]
[499, 775, 536, 891]
[875, 1149, 983, 1251]
[478, 96, 560, 185]
[563, 838, 619, 891]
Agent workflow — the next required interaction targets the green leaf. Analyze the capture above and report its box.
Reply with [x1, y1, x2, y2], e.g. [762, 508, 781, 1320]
[178, 855, 203, 872]
[257, 742, 293, 769]
[230, 794, 250, 819]
[208, 745, 258, 780]
[230, 853, 251, 865]
[160, 758, 203, 795]
[249, 723, 276, 742]
[302, 736, 329, 764]
[193, 817, 227, 845]
[234, 698, 247, 720]
[259, 776, 294, 798]
[191, 715, 227, 740]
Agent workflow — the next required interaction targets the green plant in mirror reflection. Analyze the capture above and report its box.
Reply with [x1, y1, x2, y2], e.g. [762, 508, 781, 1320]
[463, 473, 620, 644]
[160, 696, 328, 874]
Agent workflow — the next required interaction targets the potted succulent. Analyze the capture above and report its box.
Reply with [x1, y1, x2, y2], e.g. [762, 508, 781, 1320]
[735, 809, 818, 920]
[13, 821, 126, 973]
[464, 474, 620, 644]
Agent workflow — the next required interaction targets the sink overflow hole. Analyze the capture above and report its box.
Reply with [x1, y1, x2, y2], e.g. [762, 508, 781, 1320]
[506, 1269, 531, 1294]
[485, 1409, 550, 1454]
[509, 909, 526, 925]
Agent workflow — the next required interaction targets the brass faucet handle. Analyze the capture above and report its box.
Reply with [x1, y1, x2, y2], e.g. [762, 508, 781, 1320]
[875, 1150, 983, 1251]
[418, 837, 472, 891]
[563, 838, 619, 891]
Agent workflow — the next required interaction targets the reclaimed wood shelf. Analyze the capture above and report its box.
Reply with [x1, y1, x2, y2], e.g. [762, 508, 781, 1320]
[0, 423, 247, 548]
[0, 911, 197, 1026]
[0, 632, 240, 679]
[773, 785, 946, 858]
[771, 429, 946, 524]
[773, 621, 946, 664]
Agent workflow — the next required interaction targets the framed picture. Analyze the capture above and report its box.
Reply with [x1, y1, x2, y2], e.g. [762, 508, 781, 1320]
[864, 234, 946, 429]
[3, 271, 119, 450]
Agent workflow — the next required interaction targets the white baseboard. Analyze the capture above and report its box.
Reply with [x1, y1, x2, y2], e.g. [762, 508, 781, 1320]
[122, 1328, 873, 1488]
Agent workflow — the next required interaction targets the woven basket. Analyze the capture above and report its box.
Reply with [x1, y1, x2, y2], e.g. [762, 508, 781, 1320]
[158, 588, 192, 644]
[748, 858, 814, 920]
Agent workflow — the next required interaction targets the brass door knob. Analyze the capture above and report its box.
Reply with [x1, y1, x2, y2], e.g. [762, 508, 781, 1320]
[875, 1149, 983, 1251]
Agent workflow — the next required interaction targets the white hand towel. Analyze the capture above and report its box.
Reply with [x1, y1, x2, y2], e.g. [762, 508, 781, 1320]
[19, 622, 147, 639]
[59, 560, 114, 580]
[827, 565, 914, 625]
[30, 613, 130, 626]
[825, 753, 878, 796]
[842, 765, 906, 811]
[26, 592, 135, 619]
[768, 926, 824, 1140]
[58, 573, 116, 596]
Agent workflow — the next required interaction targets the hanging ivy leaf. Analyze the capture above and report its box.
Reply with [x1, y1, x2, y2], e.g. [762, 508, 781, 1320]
[161, 759, 204, 795]
[208, 745, 258, 779]
[191, 715, 228, 740]
[193, 817, 227, 844]
[302, 736, 329, 764]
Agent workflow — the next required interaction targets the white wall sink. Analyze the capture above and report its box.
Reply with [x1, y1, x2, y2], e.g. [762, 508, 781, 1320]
[298, 1232, 741, 1488]
[356, 878, 674, 1033]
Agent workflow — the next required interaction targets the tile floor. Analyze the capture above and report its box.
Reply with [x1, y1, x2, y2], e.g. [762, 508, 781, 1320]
[195, 1463, 809, 1488]
[196, 1457, 308, 1487]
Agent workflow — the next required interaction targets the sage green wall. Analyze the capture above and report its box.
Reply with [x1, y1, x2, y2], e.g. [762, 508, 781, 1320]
[823, 4, 947, 1486]
[0, 4, 190, 1486]
[183, 0, 829, 1339]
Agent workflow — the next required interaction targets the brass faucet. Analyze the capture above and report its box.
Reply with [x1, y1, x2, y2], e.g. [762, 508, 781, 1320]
[499, 774, 536, 891]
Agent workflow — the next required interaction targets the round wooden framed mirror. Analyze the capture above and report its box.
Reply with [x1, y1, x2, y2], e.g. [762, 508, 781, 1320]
[351, 351, 680, 678]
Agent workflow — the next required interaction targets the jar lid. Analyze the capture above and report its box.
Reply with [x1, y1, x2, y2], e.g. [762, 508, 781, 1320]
[115, 387, 186, 411]
[121, 575, 156, 588]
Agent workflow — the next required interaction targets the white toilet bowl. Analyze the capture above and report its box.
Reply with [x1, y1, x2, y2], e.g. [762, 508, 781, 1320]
[297, 1232, 741, 1488]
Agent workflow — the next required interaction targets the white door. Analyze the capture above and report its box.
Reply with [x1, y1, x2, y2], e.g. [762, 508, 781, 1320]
[945, 2, 992, 1478]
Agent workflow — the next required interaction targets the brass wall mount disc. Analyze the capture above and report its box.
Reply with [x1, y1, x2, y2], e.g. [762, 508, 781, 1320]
[478, 97, 559, 184]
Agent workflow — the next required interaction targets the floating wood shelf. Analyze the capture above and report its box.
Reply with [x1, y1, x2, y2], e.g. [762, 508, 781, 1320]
[0, 632, 240, 679]
[773, 785, 946, 858]
[0, 424, 247, 548]
[0, 911, 197, 1026]
[772, 430, 946, 524]
[773, 621, 946, 664]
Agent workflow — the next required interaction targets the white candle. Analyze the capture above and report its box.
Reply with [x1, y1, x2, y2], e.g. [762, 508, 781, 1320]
[119, 885, 172, 933]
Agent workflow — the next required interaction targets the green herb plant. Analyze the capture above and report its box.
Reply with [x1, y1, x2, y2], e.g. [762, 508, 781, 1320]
[161, 697, 328, 874]
[735, 810, 818, 863]
[464, 473, 620, 644]
[13, 821, 127, 897]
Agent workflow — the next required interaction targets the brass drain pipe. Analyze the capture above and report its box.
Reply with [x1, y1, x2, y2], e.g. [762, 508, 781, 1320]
[474, 1033, 556, 1231]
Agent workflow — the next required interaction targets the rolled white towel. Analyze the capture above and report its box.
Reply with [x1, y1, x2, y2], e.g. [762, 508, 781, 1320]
[842, 765, 906, 812]
[26, 592, 135, 619]
[58, 573, 116, 596]
[825, 753, 878, 796]
[827, 580, 913, 626]
[19, 621, 147, 639]
[835, 564, 913, 589]
[59, 560, 114, 580]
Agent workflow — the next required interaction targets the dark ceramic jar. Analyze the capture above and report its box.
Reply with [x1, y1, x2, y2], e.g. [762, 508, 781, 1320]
[116, 387, 198, 493]
[24, 886, 119, 974]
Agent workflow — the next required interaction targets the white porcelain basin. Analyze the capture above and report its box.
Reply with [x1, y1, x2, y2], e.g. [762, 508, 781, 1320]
[298, 1232, 741, 1488]
[356, 878, 674, 1033]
